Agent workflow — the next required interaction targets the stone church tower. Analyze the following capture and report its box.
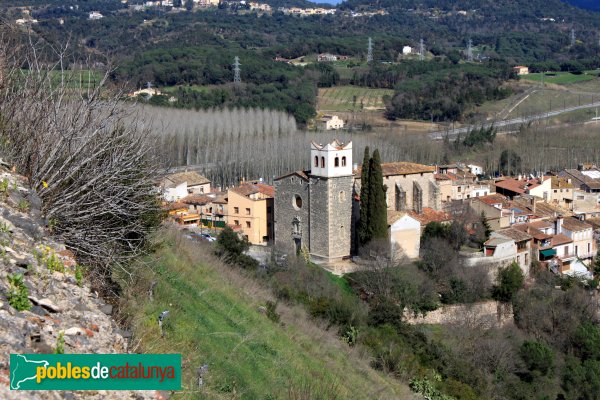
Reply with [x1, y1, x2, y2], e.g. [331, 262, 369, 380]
[274, 140, 353, 263]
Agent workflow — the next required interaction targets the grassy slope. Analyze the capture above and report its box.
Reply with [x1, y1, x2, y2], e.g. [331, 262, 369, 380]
[122, 231, 415, 400]
[318, 86, 393, 112]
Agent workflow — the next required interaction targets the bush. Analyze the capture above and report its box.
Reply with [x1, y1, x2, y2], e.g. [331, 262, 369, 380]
[265, 300, 280, 323]
[6, 273, 31, 311]
[492, 262, 524, 302]
[520, 340, 554, 375]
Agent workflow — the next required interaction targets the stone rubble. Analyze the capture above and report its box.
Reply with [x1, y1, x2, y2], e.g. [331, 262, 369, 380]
[0, 164, 163, 399]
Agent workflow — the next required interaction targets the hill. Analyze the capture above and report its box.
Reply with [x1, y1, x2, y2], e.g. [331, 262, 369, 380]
[121, 230, 416, 399]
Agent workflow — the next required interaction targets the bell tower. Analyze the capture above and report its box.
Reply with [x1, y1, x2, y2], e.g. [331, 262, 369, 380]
[308, 140, 353, 262]
[310, 140, 353, 178]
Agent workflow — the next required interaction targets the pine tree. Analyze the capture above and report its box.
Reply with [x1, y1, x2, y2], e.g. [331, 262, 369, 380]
[358, 146, 371, 244]
[367, 149, 388, 240]
[594, 249, 600, 276]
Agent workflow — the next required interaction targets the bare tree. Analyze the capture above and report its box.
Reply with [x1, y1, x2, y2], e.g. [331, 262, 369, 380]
[0, 26, 162, 289]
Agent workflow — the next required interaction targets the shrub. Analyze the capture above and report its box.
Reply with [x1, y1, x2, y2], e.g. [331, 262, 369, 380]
[492, 262, 524, 302]
[7, 273, 31, 311]
[265, 300, 280, 323]
[54, 331, 65, 354]
[520, 340, 554, 375]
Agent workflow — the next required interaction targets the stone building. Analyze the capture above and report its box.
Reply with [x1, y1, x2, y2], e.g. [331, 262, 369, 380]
[274, 140, 353, 262]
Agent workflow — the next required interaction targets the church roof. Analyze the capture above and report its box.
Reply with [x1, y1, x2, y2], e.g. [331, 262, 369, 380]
[274, 170, 310, 181]
[354, 162, 436, 178]
[310, 139, 352, 151]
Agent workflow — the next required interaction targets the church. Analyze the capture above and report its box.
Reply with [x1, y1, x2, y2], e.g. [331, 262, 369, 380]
[274, 140, 442, 263]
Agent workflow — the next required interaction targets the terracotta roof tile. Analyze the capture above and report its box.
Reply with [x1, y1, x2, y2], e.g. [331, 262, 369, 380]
[231, 183, 274, 198]
[408, 207, 452, 225]
[354, 162, 435, 178]
[561, 218, 592, 232]
[497, 227, 532, 242]
[551, 234, 572, 246]
[163, 171, 210, 188]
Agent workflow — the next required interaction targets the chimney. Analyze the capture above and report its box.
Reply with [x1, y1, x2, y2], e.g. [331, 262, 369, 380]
[555, 215, 563, 235]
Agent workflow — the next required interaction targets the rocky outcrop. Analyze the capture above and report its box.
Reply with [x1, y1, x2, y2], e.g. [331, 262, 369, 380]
[404, 301, 513, 328]
[0, 163, 160, 399]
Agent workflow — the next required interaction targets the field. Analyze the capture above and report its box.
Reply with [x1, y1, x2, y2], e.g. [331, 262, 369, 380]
[318, 86, 394, 112]
[520, 70, 600, 85]
[123, 230, 415, 399]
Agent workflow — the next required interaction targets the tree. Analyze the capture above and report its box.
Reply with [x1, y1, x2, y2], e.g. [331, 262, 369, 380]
[492, 262, 524, 302]
[358, 147, 371, 244]
[0, 32, 162, 290]
[185, 0, 194, 11]
[215, 226, 258, 269]
[481, 212, 492, 241]
[173, 0, 182, 7]
[520, 340, 554, 375]
[594, 249, 600, 276]
[499, 149, 521, 176]
[367, 149, 388, 240]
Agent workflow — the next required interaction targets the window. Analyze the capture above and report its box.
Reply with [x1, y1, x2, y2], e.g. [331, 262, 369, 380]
[575, 245, 578, 255]
[554, 190, 558, 193]
[588, 243, 591, 254]
[245, 208, 251, 215]
[341, 156, 346, 167]
[321, 157, 325, 168]
[564, 246, 569, 256]
[234, 207, 239, 214]
[525, 253, 528, 264]
[246, 221, 251, 228]
[314, 155, 318, 167]
[293, 194, 303, 210]
[458, 187, 461, 193]
[234, 220, 239, 226]
[334, 157, 339, 167]
[292, 218, 301, 234]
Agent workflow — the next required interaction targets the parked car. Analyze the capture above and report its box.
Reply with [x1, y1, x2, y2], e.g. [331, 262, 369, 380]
[200, 233, 217, 242]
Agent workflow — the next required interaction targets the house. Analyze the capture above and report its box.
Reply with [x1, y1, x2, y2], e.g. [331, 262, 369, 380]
[228, 182, 274, 245]
[513, 216, 595, 277]
[469, 194, 512, 230]
[319, 115, 344, 130]
[181, 192, 228, 230]
[402, 46, 412, 55]
[88, 11, 104, 20]
[483, 227, 533, 275]
[407, 207, 452, 233]
[317, 53, 338, 62]
[494, 176, 551, 200]
[388, 212, 421, 259]
[435, 167, 491, 202]
[513, 66, 529, 75]
[354, 162, 440, 213]
[161, 171, 211, 201]
[549, 176, 574, 209]
[558, 165, 600, 193]
[468, 164, 484, 176]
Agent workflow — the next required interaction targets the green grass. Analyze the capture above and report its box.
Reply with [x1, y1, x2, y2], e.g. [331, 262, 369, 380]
[123, 231, 413, 399]
[318, 86, 393, 112]
[521, 71, 599, 85]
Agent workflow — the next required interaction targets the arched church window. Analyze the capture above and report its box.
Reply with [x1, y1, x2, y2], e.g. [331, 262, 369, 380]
[341, 156, 346, 167]
[321, 157, 325, 168]
[292, 218, 301, 234]
[335, 157, 339, 167]
[314, 156, 319, 167]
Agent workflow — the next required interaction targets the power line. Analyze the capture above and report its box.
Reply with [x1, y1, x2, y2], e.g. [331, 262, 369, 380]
[367, 37, 373, 63]
[233, 56, 241, 84]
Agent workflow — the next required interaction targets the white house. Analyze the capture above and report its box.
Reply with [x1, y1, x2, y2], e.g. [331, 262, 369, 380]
[468, 164, 483, 176]
[161, 171, 211, 202]
[402, 46, 412, 55]
[88, 11, 104, 20]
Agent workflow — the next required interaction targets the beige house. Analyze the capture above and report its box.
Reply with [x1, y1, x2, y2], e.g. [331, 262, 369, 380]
[469, 194, 511, 230]
[320, 115, 345, 130]
[549, 176, 574, 209]
[561, 217, 596, 263]
[388, 211, 421, 259]
[513, 66, 530, 75]
[227, 183, 274, 245]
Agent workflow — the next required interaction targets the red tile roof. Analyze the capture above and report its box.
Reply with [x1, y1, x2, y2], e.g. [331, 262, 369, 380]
[231, 183, 274, 198]
[551, 234, 572, 246]
[408, 207, 452, 225]
[494, 177, 547, 194]
[355, 162, 435, 178]
[274, 170, 310, 181]
[475, 194, 507, 206]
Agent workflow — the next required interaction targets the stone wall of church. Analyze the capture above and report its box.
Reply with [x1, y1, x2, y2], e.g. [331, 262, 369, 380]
[274, 175, 310, 253]
[309, 176, 352, 260]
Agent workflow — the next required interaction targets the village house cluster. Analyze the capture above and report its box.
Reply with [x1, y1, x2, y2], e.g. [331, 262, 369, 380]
[160, 140, 600, 279]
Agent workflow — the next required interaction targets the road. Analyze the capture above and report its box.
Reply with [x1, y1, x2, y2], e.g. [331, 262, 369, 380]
[428, 101, 600, 140]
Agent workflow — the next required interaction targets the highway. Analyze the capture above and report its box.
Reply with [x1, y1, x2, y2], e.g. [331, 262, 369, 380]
[428, 101, 600, 140]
